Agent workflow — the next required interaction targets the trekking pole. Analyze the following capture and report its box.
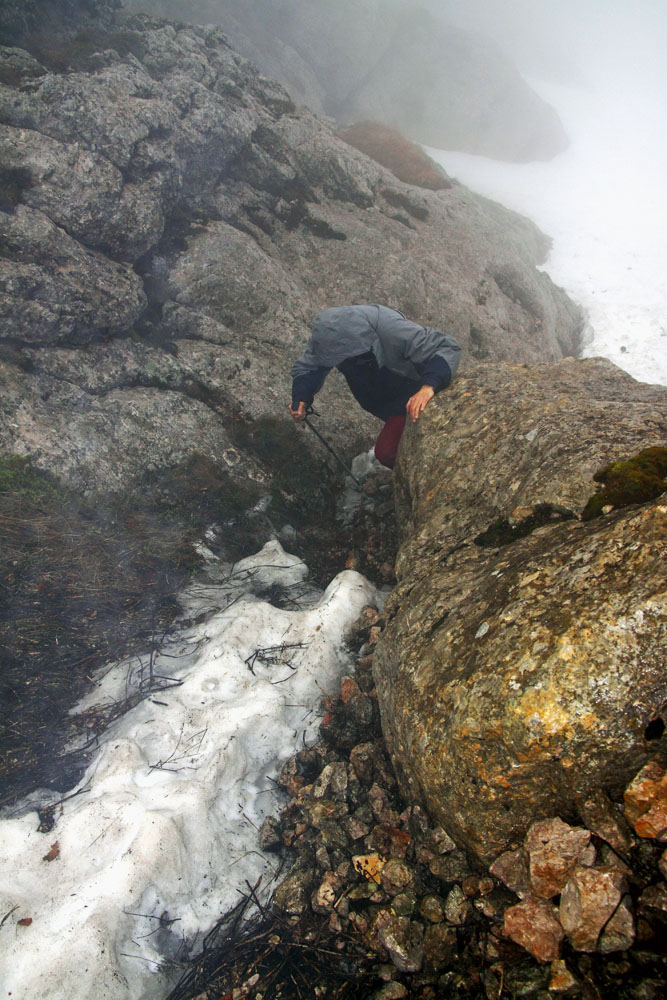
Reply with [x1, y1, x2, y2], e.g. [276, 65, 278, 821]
[303, 408, 362, 486]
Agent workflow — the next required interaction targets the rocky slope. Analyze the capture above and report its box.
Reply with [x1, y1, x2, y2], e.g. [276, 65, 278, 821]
[374, 358, 667, 864]
[124, 0, 569, 162]
[0, 6, 581, 496]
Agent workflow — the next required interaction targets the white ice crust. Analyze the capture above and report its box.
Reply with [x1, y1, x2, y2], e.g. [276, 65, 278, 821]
[0, 541, 378, 1000]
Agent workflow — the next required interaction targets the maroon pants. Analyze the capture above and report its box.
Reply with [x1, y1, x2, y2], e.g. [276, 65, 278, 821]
[374, 415, 407, 469]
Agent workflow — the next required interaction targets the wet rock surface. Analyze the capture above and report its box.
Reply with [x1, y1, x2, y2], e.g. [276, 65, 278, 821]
[1, 9, 581, 497]
[374, 359, 667, 863]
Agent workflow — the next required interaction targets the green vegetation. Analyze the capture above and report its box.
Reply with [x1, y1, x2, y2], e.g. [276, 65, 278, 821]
[581, 446, 667, 521]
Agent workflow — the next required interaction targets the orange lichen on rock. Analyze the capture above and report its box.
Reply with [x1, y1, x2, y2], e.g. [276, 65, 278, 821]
[624, 759, 667, 841]
[337, 121, 451, 190]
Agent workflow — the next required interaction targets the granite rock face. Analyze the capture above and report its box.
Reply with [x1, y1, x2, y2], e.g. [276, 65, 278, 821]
[0, 0, 121, 47]
[373, 359, 667, 863]
[125, 0, 568, 162]
[0, 13, 581, 494]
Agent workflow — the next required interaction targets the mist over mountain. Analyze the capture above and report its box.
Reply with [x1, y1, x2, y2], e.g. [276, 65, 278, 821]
[122, 0, 569, 162]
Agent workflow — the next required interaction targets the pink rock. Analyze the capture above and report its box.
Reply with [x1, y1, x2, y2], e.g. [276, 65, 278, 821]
[503, 897, 564, 963]
[559, 865, 627, 952]
[525, 817, 595, 899]
[624, 760, 667, 841]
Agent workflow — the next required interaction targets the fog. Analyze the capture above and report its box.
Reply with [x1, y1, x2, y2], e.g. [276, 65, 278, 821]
[125, 0, 666, 380]
[427, 0, 667, 89]
[421, 0, 667, 384]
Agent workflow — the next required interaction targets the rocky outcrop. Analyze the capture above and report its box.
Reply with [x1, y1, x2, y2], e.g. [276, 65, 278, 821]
[373, 358, 667, 864]
[0, 13, 581, 494]
[125, 0, 568, 162]
[0, 0, 121, 47]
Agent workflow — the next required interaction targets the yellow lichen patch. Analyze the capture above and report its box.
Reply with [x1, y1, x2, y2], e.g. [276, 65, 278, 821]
[515, 684, 573, 741]
[352, 853, 387, 884]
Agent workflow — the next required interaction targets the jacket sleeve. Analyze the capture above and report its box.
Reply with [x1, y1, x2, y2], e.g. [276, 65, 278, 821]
[291, 348, 331, 407]
[404, 325, 462, 391]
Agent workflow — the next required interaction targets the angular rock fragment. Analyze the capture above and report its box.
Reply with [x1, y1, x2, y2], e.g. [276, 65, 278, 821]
[577, 788, 633, 855]
[503, 897, 564, 963]
[429, 849, 471, 884]
[599, 895, 635, 954]
[371, 910, 424, 973]
[559, 865, 629, 952]
[419, 894, 445, 923]
[311, 871, 343, 915]
[258, 816, 282, 851]
[272, 863, 316, 917]
[312, 761, 348, 801]
[380, 858, 413, 896]
[443, 884, 470, 925]
[624, 760, 667, 841]
[638, 882, 667, 922]
[422, 922, 457, 971]
[548, 959, 579, 994]
[525, 817, 595, 899]
[368, 823, 411, 860]
[490, 846, 532, 898]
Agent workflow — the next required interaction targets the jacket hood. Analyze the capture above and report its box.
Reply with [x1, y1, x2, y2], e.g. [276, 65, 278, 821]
[309, 305, 379, 366]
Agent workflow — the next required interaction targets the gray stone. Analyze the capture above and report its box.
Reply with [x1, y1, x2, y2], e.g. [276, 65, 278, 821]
[489, 847, 531, 899]
[422, 922, 457, 971]
[380, 858, 413, 897]
[443, 884, 470, 925]
[272, 862, 316, 916]
[419, 894, 445, 923]
[372, 910, 424, 973]
[258, 816, 281, 851]
[1, 13, 582, 496]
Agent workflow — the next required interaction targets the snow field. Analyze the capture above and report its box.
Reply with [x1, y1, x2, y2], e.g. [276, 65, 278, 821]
[0, 541, 378, 1000]
[428, 77, 667, 387]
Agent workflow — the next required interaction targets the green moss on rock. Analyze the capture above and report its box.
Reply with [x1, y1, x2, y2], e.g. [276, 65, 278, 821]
[582, 446, 667, 521]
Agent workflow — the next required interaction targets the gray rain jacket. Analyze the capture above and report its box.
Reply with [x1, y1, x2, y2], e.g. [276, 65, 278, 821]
[291, 304, 461, 408]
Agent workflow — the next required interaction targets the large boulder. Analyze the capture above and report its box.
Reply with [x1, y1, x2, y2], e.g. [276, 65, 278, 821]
[373, 359, 667, 863]
[124, 0, 568, 162]
[0, 15, 581, 494]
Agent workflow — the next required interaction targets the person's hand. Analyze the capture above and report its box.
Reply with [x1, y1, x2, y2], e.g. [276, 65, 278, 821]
[406, 385, 435, 422]
[289, 401, 307, 422]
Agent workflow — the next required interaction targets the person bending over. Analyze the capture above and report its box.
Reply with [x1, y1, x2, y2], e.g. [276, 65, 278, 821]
[289, 304, 461, 468]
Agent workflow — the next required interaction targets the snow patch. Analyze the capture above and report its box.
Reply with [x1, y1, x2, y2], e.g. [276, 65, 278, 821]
[0, 541, 378, 1000]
